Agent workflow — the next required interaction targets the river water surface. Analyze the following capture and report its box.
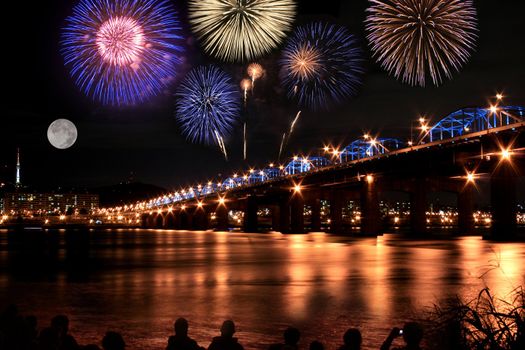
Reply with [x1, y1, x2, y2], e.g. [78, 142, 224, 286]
[1, 230, 524, 349]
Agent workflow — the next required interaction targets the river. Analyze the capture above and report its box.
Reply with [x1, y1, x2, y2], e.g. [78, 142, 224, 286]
[1, 229, 524, 349]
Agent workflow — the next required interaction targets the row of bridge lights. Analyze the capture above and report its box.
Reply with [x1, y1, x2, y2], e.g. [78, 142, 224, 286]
[100, 94, 517, 215]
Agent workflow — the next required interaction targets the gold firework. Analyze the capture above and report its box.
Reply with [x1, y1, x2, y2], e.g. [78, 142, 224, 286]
[188, 0, 297, 62]
[288, 45, 321, 81]
[366, 0, 478, 87]
[247, 63, 264, 82]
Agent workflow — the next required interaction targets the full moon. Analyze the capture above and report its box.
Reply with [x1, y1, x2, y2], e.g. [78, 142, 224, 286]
[47, 119, 78, 149]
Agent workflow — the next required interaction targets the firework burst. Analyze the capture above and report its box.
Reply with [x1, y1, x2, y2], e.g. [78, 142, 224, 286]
[188, 0, 297, 62]
[366, 0, 478, 87]
[176, 66, 241, 145]
[61, 0, 183, 106]
[280, 22, 364, 110]
[247, 63, 264, 85]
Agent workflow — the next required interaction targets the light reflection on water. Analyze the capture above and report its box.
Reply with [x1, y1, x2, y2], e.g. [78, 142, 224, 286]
[0, 230, 524, 350]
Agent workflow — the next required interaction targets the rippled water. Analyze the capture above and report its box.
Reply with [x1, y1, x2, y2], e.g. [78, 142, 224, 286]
[0, 230, 524, 350]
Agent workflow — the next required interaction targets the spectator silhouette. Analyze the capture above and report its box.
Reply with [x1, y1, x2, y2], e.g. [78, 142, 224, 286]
[380, 322, 424, 350]
[51, 315, 79, 350]
[38, 326, 59, 350]
[268, 327, 300, 350]
[166, 318, 204, 350]
[1, 304, 31, 350]
[83, 345, 102, 350]
[309, 341, 323, 350]
[102, 331, 125, 350]
[208, 320, 244, 350]
[338, 328, 361, 350]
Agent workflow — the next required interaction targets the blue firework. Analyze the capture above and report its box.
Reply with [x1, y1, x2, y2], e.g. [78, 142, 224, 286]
[176, 66, 241, 145]
[61, 0, 183, 106]
[280, 22, 364, 110]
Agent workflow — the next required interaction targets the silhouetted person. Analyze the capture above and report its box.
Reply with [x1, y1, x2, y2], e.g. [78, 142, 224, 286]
[309, 341, 324, 350]
[1, 304, 29, 350]
[208, 320, 244, 350]
[166, 318, 203, 350]
[380, 322, 424, 350]
[25, 315, 39, 350]
[82, 345, 102, 350]
[102, 332, 125, 350]
[51, 315, 79, 350]
[38, 326, 59, 350]
[338, 328, 362, 350]
[268, 327, 300, 350]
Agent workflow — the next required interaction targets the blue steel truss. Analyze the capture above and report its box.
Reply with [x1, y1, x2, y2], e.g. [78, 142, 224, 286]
[285, 157, 331, 175]
[139, 105, 525, 210]
[340, 138, 403, 162]
[429, 106, 525, 142]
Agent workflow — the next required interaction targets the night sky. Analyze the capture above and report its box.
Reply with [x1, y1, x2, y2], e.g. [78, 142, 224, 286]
[2, 0, 525, 191]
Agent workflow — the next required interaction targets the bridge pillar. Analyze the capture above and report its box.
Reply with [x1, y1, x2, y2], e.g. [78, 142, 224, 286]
[279, 196, 291, 233]
[193, 207, 209, 230]
[290, 194, 304, 234]
[310, 198, 322, 232]
[244, 195, 258, 233]
[215, 205, 229, 231]
[410, 178, 428, 236]
[180, 210, 193, 230]
[458, 184, 475, 235]
[141, 214, 149, 228]
[490, 163, 517, 240]
[271, 205, 281, 231]
[329, 191, 343, 234]
[174, 210, 182, 230]
[361, 177, 381, 235]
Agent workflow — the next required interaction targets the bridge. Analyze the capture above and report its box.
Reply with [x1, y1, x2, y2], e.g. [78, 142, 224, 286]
[98, 104, 525, 240]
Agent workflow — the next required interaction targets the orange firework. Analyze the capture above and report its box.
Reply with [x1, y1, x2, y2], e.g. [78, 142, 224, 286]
[247, 63, 264, 84]
[289, 45, 321, 81]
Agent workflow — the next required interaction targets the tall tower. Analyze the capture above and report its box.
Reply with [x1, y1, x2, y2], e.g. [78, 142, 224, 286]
[15, 148, 21, 188]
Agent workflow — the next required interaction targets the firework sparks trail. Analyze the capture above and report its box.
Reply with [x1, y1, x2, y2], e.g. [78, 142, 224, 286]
[247, 63, 264, 89]
[278, 132, 287, 160]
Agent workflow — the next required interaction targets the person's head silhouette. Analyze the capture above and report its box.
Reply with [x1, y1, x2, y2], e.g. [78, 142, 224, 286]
[283, 327, 300, 345]
[343, 328, 362, 349]
[402, 322, 423, 347]
[220, 320, 236, 338]
[309, 341, 324, 350]
[174, 318, 189, 336]
[102, 331, 125, 350]
[51, 315, 69, 336]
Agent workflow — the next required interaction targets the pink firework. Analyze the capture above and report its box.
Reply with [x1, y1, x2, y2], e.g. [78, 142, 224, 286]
[96, 16, 145, 67]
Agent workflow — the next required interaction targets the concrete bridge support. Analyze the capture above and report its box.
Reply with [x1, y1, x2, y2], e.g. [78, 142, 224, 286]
[278, 196, 291, 233]
[244, 195, 259, 233]
[215, 205, 229, 231]
[410, 178, 428, 235]
[180, 210, 193, 230]
[458, 184, 475, 235]
[290, 194, 305, 234]
[309, 198, 322, 232]
[271, 205, 281, 232]
[490, 164, 517, 240]
[192, 208, 209, 230]
[329, 190, 344, 234]
[361, 178, 381, 235]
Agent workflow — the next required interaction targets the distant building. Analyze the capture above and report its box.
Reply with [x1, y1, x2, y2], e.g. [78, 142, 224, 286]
[0, 148, 99, 215]
[3, 192, 99, 214]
